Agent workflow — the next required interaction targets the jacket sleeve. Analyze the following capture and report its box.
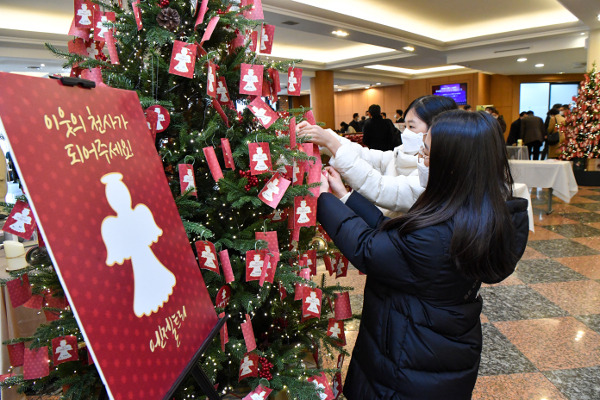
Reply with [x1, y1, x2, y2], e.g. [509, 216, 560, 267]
[317, 193, 423, 283]
[343, 190, 388, 228]
[329, 143, 424, 212]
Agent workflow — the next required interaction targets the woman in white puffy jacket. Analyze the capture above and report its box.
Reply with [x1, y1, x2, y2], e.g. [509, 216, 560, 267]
[298, 95, 457, 214]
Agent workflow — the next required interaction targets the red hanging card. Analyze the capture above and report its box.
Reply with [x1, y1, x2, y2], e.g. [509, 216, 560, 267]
[68, 38, 88, 56]
[212, 98, 230, 127]
[258, 172, 290, 209]
[323, 254, 334, 276]
[7, 342, 25, 367]
[288, 116, 297, 149]
[293, 196, 317, 227]
[248, 142, 272, 175]
[238, 352, 259, 381]
[241, 314, 256, 352]
[241, 0, 264, 20]
[334, 292, 352, 320]
[215, 285, 231, 308]
[195, 240, 219, 273]
[52, 335, 79, 365]
[200, 16, 220, 45]
[3, 200, 36, 239]
[269, 68, 281, 101]
[294, 267, 311, 300]
[248, 30, 258, 53]
[23, 347, 50, 380]
[132, 0, 143, 30]
[178, 164, 197, 197]
[206, 60, 217, 98]
[194, 0, 209, 28]
[219, 249, 235, 283]
[93, 11, 114, 42]
[74, 0, 94, 29]
[303, 249, 317, 276]
[104, 29, 120, 65]
[6, 275, 32, 308]
[307, 372, 335, 400]
[243, 384, 273, 400]
[169, 41, 197, 79]
[302, 287, 322, 321]
[246, 249, 269, 282]
[23, 294, 44, 310]
[332, 372, 343, 399]
[220, 138, 235, 169]
[326, 319, 346, 346]
[335, 254, 348, 278]
[145, 109, 158, 141]
[259, 24, 275, 54]
[304, 110, 316, 125]
[145, 105, 170, 133]
[248, 97, 279, 129]
[287, 67, 303, 96]
[203, 146, 224, 181]
[216, 77, 233, 108]
[68, 17, 90, 39]
[239, 64, 263, 96]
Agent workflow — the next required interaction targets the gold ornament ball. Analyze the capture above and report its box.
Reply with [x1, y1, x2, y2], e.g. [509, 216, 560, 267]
[309, 236, 328, 252]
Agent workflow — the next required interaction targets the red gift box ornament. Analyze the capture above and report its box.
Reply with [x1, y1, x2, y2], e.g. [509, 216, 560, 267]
[334, 292, 352, 320]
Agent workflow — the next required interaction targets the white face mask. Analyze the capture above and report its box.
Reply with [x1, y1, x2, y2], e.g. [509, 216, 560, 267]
[401, 128, 424, 154]
[416, 153, 429, 188]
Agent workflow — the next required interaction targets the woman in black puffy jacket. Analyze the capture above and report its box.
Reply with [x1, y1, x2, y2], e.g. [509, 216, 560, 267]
[317, 110, 529, 400]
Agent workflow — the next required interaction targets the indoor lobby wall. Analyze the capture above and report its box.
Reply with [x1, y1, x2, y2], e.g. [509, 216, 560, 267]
[333, 85, 404, 129]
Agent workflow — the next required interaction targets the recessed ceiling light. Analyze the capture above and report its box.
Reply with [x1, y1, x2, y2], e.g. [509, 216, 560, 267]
[364, 86, 370, 89]
[333, 84, 338, 87]
[581, 32, 587, 35]
[375, 82, 381, 85]
[337, 89, 342, 92]
[558, 71, 565, 74]
[331, 30, 349, 37]
[403, 46, 415, 52]
[40, 63, 45, 67]
[517, 57, 527, 62]
[597, 13, 600, 21]
[535, 63, 544, 68]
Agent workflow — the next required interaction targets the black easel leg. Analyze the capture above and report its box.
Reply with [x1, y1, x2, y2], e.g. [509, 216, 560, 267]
[190, 365, 221, 400]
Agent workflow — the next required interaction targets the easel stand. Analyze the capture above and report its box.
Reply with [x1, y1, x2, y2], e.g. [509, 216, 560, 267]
[163, 315, 228, 400]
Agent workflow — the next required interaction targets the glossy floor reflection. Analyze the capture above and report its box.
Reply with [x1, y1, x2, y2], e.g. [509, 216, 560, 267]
[328, 186, 600, 400]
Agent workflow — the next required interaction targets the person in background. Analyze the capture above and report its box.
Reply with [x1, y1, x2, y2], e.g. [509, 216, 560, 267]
[349, 113, 361, 132]
[395, 109, 405, 123]
[485, 106, 507, 136]
[297, 95, 457, 214]
[541, 104, 562, 159]
[521, 111, 545, 160]
[339, 121, 356, 134]
[546, 107, 566, 159]
[463, 104, 472, 111]
[317, 110, 529, 399]
[506, 111, 527, 145]
[561, 104, 571, 115]
[358, 116, 366, 132]
[381, 112, 388, 119]
[361, 104, 395, 151]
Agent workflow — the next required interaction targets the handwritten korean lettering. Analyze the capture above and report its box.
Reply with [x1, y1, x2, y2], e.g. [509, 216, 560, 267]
[149, 306, 187, 352]
[64, 139, 134, 165]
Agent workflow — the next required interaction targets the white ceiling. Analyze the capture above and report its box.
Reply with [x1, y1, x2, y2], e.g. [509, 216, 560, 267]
[0, 0, 598, 92]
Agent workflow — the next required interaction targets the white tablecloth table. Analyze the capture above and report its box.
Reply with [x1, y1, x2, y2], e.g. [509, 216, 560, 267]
[506, 146, 529, 160]
[513, 183, 535, 232]
[508, 160, 578, 213]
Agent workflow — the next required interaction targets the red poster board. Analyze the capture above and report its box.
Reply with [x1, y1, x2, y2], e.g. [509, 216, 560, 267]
[0, 73, 218, 400]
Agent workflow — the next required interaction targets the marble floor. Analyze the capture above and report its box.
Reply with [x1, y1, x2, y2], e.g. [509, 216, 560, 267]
[327, 186, 600, 400]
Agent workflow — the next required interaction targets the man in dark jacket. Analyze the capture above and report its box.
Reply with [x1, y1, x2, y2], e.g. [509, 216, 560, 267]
[506, 111, 526, 145]
[520, 111, 545, 160]
[349, 113, 361, 132]
[362, 104, 396, 151]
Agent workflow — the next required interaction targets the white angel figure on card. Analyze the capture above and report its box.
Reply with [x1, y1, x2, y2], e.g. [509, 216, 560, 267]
[100, 172, 176, 318]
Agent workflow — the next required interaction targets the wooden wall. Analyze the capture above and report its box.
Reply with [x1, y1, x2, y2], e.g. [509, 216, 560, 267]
[332, 72, 583, 138]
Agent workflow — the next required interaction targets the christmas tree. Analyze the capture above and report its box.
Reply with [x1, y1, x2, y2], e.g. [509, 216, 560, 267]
[559, 64, 600, 161]
[1, 0, 354, 399]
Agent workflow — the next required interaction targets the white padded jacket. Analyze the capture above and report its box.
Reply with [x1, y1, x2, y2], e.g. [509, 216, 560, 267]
[325, 129, 425, 213]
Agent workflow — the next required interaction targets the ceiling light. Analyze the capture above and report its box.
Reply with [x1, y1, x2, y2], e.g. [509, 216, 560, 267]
[581, 32, 587, 35]
[535, 63, 544, 68]
[403, 46, 415, 52]
[364, 86, 370, 89]
[517, 57, 527, 62]
[337, 89, 342, 92]
[375, 82, 381, 85]
[558, 71, 564, 74]
[331, 30, 349, 37]
[597, 14, 600, 21]
[40, 63, 45, 67]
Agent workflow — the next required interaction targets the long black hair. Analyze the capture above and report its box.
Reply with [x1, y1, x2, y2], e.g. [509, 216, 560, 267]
[384, 110, 516, 283]
[405, 95, 458, 128]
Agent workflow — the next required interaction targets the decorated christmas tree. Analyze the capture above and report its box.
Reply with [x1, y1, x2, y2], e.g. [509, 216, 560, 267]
[1, 0, 354, 399]
[559, 64, 600, 161]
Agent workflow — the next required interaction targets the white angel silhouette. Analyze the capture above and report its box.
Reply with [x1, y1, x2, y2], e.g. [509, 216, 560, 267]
[100, 172, 176, 318]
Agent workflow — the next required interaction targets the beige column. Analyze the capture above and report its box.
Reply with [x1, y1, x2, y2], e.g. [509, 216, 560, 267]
[309, 71, 335, 129]
[588, 29, 600, 70]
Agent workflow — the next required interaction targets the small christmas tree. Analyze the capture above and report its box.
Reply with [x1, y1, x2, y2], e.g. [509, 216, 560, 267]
[2, 0, 354, 399]
[559, 64, 600, 161]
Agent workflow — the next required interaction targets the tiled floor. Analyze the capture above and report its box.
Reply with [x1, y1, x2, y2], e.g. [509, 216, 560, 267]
[328, 186, 600, 399]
